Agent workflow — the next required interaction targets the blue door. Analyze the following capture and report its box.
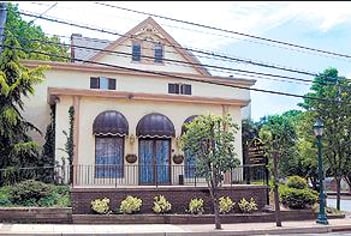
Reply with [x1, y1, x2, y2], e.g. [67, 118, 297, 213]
[139, 139, 170, 185]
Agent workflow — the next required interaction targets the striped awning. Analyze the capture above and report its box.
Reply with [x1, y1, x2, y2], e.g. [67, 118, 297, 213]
[93, 110, 129, 137]
[136, 113, 175, 138]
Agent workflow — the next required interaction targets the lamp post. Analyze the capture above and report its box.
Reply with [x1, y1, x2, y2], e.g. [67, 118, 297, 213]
[313, 118, 328, 225]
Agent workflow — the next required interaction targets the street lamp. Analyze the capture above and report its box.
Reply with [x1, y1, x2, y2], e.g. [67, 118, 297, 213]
[313, 118, 328, 225]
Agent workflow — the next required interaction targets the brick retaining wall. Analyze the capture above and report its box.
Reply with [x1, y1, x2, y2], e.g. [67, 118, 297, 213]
[71, 185, 269, 214]
[0, 207, 72, 223]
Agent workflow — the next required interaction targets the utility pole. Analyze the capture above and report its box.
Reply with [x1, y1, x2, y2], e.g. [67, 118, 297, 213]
[0, 2, 7, 54]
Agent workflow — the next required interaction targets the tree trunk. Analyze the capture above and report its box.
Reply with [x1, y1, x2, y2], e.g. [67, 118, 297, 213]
[273, 151, 282, 227]
[336, 177, 341, 211]
[208, 178, 221, 230]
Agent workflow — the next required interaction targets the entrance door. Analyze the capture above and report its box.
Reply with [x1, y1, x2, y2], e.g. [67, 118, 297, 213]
[139, 139, 170, 185]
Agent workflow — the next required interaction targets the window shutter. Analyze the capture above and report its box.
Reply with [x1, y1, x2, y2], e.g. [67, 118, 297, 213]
[108, 79, 116, 90]
[90, 77, 100, 89]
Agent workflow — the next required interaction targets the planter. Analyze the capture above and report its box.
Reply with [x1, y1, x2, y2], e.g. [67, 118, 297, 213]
[72, 210, 345, 224]
[125, 154, 137, 164]
[172, 154, 184, 164]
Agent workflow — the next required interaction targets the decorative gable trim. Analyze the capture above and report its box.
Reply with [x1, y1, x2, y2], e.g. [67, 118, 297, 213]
[88, 17, 211, 76]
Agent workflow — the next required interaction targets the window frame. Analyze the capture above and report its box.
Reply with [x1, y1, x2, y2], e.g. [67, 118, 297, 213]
[90, 77, 117, 90]
[132, 42, 141, 62]
[95, 136, 125, 179]
[154, 43, 163, 63]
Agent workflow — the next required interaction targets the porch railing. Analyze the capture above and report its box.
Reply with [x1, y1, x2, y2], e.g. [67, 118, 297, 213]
[72, 164, 268, 187]
[0, 164, 268, 187]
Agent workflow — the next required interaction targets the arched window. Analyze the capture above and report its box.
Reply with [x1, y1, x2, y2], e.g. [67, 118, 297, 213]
[182, 115, 198, 178]
[93, 110, 128, 178]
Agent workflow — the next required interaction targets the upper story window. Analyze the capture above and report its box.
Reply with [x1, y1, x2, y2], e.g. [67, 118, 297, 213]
[90, 77, 116, 90]
[132, 42, 141, 62]
[154, 43, 163, 63]
[168, 83, 191, 95]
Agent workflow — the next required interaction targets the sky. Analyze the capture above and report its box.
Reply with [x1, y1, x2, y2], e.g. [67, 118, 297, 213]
[13, 1, 351, 121]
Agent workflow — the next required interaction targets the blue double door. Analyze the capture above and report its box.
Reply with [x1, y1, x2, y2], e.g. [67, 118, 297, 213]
[139, 139, 171, 185]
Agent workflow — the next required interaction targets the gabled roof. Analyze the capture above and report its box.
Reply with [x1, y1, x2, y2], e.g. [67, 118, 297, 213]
[88, 17, 211, 76]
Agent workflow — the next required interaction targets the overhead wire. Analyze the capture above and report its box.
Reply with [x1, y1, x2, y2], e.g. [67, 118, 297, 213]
[94, 2, 351, 60]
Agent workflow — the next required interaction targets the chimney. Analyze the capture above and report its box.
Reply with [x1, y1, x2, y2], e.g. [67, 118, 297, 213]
[70, 33, 82, 63]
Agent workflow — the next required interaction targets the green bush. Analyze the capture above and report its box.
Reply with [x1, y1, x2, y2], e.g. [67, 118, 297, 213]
[0, 186, 12, 206]
[187, 198, 204, 214]
[286, 176, 308, 189]
[9, 180, 51, 206]
[219, 196, 235, 214]
[238, 197, 258, 213]
[119, 195, 142, 214]
[152, 195, 171, 214]
[91, 197, 110, 214]
[280, 187, 318, 209]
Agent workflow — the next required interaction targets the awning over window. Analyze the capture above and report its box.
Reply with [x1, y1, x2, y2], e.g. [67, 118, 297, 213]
[181, 115, 198, 134]
[136, 113, 175, 138]
[93, 110, 129, 137]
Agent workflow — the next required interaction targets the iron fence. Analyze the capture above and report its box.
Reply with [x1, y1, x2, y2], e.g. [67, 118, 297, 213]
[0, 164, 268, 187]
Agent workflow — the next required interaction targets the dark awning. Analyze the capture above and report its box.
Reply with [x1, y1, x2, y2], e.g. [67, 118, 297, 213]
[93, 110, 129, 137]
[136, 113, 175, 138]
[181, 115, 198, 134]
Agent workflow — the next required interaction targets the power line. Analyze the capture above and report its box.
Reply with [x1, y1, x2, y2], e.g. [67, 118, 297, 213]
[44, 32, 320, 76]
[9, 33, 314, 85]
[28, 2, 57, 25]
[18, 11, 320, 78]
[95, 2, 351, 60]
[1, 44, 347, 105]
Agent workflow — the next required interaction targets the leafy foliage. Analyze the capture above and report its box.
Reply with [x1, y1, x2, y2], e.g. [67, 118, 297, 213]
[5, 3, 69, 61]
[91, 197, 110, 214]
[286, 175, 308, 189]
[152, 195, 172, 214]
[238, 197, 258, 213]
[299, 68, 351, 210]
[7, 180, 70, 207]
[0, 31, 46, 185]
[280, 185, 318, 209]
[181, 113, 240, 229]
[119, 196, 142, 214]
[187, 198, 204, 215]
[218, 196, 235, 214]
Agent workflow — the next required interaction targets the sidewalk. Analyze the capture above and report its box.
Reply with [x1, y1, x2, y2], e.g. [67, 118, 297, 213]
[0, 218, 351, 235]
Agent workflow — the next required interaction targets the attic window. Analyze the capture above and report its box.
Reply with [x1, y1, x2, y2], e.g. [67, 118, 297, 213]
[132, 43, 141, 61]
[154, 43, 163, 63]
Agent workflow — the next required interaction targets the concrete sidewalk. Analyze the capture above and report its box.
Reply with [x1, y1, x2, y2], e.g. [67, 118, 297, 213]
[0, 218, 351, 235]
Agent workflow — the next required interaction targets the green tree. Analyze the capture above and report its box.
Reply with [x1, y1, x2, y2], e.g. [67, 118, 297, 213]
[5, 3, 69, 61]
[299, 68, 351, 210]
[0, 32, 46, 185]
[181, 113, 240, 230]
[259, 114, 297, 227]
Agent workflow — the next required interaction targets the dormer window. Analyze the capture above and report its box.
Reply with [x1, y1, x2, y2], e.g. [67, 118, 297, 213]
[154, 43, 163, 63]
[132, 42, 141, 61]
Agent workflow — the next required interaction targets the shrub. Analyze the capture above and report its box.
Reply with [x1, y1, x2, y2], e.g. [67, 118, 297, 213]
[238, 197, 258, 213]
[119, 195, 142, 214]
[152, 195, 171, 214]
[0, 186, 12, 206]
[286, 176, 308, 189]
[9, 180, 51, 206]
[280, 187, 318, 209]
[91, 197, 110, 214]
[187, 198, 204, 214]
[219, 196, 235, 214]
